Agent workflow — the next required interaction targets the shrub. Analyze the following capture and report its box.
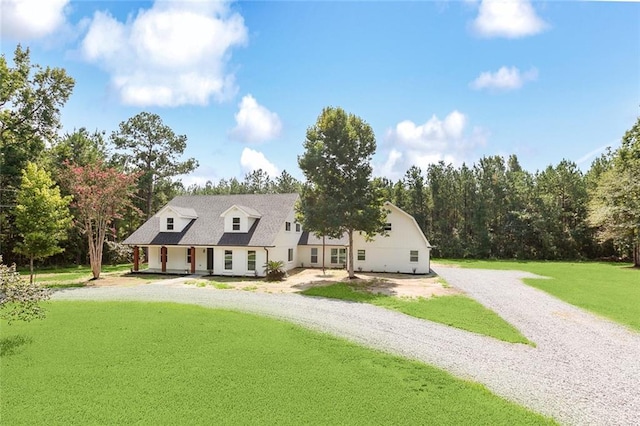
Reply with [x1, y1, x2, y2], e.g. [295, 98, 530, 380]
[0, 257, 50, 323]
[264, 260, 286, 281]
[103, 241, 145, 265]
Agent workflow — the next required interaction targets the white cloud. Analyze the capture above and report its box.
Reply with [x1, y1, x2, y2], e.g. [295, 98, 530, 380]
[229, 95, 282, 143]
[240, 148, 279, 177]
[389, 110, 467, 151]
[472, 0, 548, 38]
[375, 149, 403, 178]
[1, 0, 70, 40]
[80, 0, 247, 107]
[470, 66, 538, 91]
[378, 111, 487, 179]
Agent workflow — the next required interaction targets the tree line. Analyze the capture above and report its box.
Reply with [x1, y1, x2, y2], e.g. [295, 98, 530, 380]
[2, 44, 638, 273]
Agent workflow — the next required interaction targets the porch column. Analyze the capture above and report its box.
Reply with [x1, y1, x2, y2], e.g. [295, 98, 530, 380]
[190, 247, 196, 274]
[161, 246, 167, 272]
[133, 246, 139, 271]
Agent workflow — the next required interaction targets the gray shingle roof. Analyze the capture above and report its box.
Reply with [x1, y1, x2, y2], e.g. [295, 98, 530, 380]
[123, 193, 299, 247]
[169, 206, 197, 218]
[298, 231, 348, 246]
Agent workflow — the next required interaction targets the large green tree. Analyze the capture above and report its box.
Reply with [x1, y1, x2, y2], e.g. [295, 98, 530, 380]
[13, 162, 72, 283]
[588, 117, 640, 267]
[298, 107, 386, 278]
[0, 45, 74, 258]
[111, 112, 198, 220]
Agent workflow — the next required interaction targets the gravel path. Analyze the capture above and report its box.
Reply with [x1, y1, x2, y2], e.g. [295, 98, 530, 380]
[52, 268, 640, 425]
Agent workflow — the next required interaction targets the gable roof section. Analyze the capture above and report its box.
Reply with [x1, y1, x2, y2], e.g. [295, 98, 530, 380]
[155, 205, 198, 219]
[384, 201, 433, 248]
[219, 204, 262, 218]
[297, 201, 432, 248]
[124, 193, 299, 247]
[298, 231, 348, 246]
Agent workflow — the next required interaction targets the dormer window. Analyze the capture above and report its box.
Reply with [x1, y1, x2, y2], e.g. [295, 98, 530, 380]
[220, 204, 262, 233]
[384, 223, 392, 231]
[167, 218, 174, 230]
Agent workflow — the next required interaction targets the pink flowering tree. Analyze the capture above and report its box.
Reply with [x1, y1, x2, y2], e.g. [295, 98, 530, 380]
[64, 162, 140, 279]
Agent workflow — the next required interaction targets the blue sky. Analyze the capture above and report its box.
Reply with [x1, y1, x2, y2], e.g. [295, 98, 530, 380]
[1, 0, 639, 186]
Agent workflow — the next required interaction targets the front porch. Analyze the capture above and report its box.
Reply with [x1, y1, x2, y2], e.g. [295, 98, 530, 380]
[131, 245, 266, 277]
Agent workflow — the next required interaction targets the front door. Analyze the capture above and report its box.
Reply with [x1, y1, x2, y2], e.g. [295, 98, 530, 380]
[206, 248, 214, 271]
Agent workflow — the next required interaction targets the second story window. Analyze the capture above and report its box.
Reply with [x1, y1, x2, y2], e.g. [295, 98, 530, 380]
[384, 223, 392, 231]
[167, 218, 174, 230]
[295, 223, 301, 232]
[232, 217, 240, 231]
[285, 222, 291, 231]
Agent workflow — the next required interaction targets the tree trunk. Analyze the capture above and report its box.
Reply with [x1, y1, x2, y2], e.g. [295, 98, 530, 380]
[348, 228, 355, 279]
[29, 256, 34, 284]
[86, 218, 105, 279]
[322, 235, 326, 275]
[634, 228, 640, 268]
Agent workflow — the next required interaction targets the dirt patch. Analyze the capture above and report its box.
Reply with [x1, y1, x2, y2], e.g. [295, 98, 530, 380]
[194, 268, 460, 298]
[61, 273, 175, 288]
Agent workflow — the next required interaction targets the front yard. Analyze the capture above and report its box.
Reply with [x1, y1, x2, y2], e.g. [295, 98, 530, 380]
[0, 301, 554, 425]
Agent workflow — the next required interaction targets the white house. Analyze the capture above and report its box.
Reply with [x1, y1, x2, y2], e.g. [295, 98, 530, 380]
[123, 193, 432, 276]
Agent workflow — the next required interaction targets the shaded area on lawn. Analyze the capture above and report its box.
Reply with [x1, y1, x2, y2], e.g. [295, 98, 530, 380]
[1, 302, 554, 425]
[301, 283, 532, 345]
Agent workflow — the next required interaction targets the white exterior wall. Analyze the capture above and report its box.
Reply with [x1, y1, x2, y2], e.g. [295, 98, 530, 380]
[148, 246, 161, 270]
[352, 205, 431, 274]
[146, 245, 266, 276]
[269, 206, 302, 271]
[212, 247, 266, 277]
[298, 246, 347, 269]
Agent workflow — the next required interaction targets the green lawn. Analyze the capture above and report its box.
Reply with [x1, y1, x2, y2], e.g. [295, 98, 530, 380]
[13, 264, 163, 288]
[301, 283, 531, 345]
[0, 302, 553, 425]
[437, 259, 640, 331]
[18, 263, 134, 276]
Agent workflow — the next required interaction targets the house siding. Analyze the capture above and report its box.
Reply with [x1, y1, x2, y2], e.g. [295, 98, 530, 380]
[352, 205, 431, 274]
[269, 205, 303, 272]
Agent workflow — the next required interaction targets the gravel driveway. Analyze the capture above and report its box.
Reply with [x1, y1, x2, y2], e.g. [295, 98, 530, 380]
[52, 267, 640, 425]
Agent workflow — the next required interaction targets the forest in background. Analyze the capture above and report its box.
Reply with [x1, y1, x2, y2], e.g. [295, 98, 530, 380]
[2, 45, 638, 267]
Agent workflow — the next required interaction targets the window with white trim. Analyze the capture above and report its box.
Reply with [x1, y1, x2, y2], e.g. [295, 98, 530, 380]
[357, 249, 366, 261]
[247, 251, 256, 271]
[384, 222, 392, 231]
[285, 222, 291, 231]
[331, 248, 346, 264]
[310, 248, 318, 264]
[186, 248, 192, 263]
[295, 223, 301, 232]
[167, 218, 174, 230]
[232, 217, 240, 231]
[225, 250, 233, 270]
[410, 250, 419, 262]
[288, 248, 294, 262]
